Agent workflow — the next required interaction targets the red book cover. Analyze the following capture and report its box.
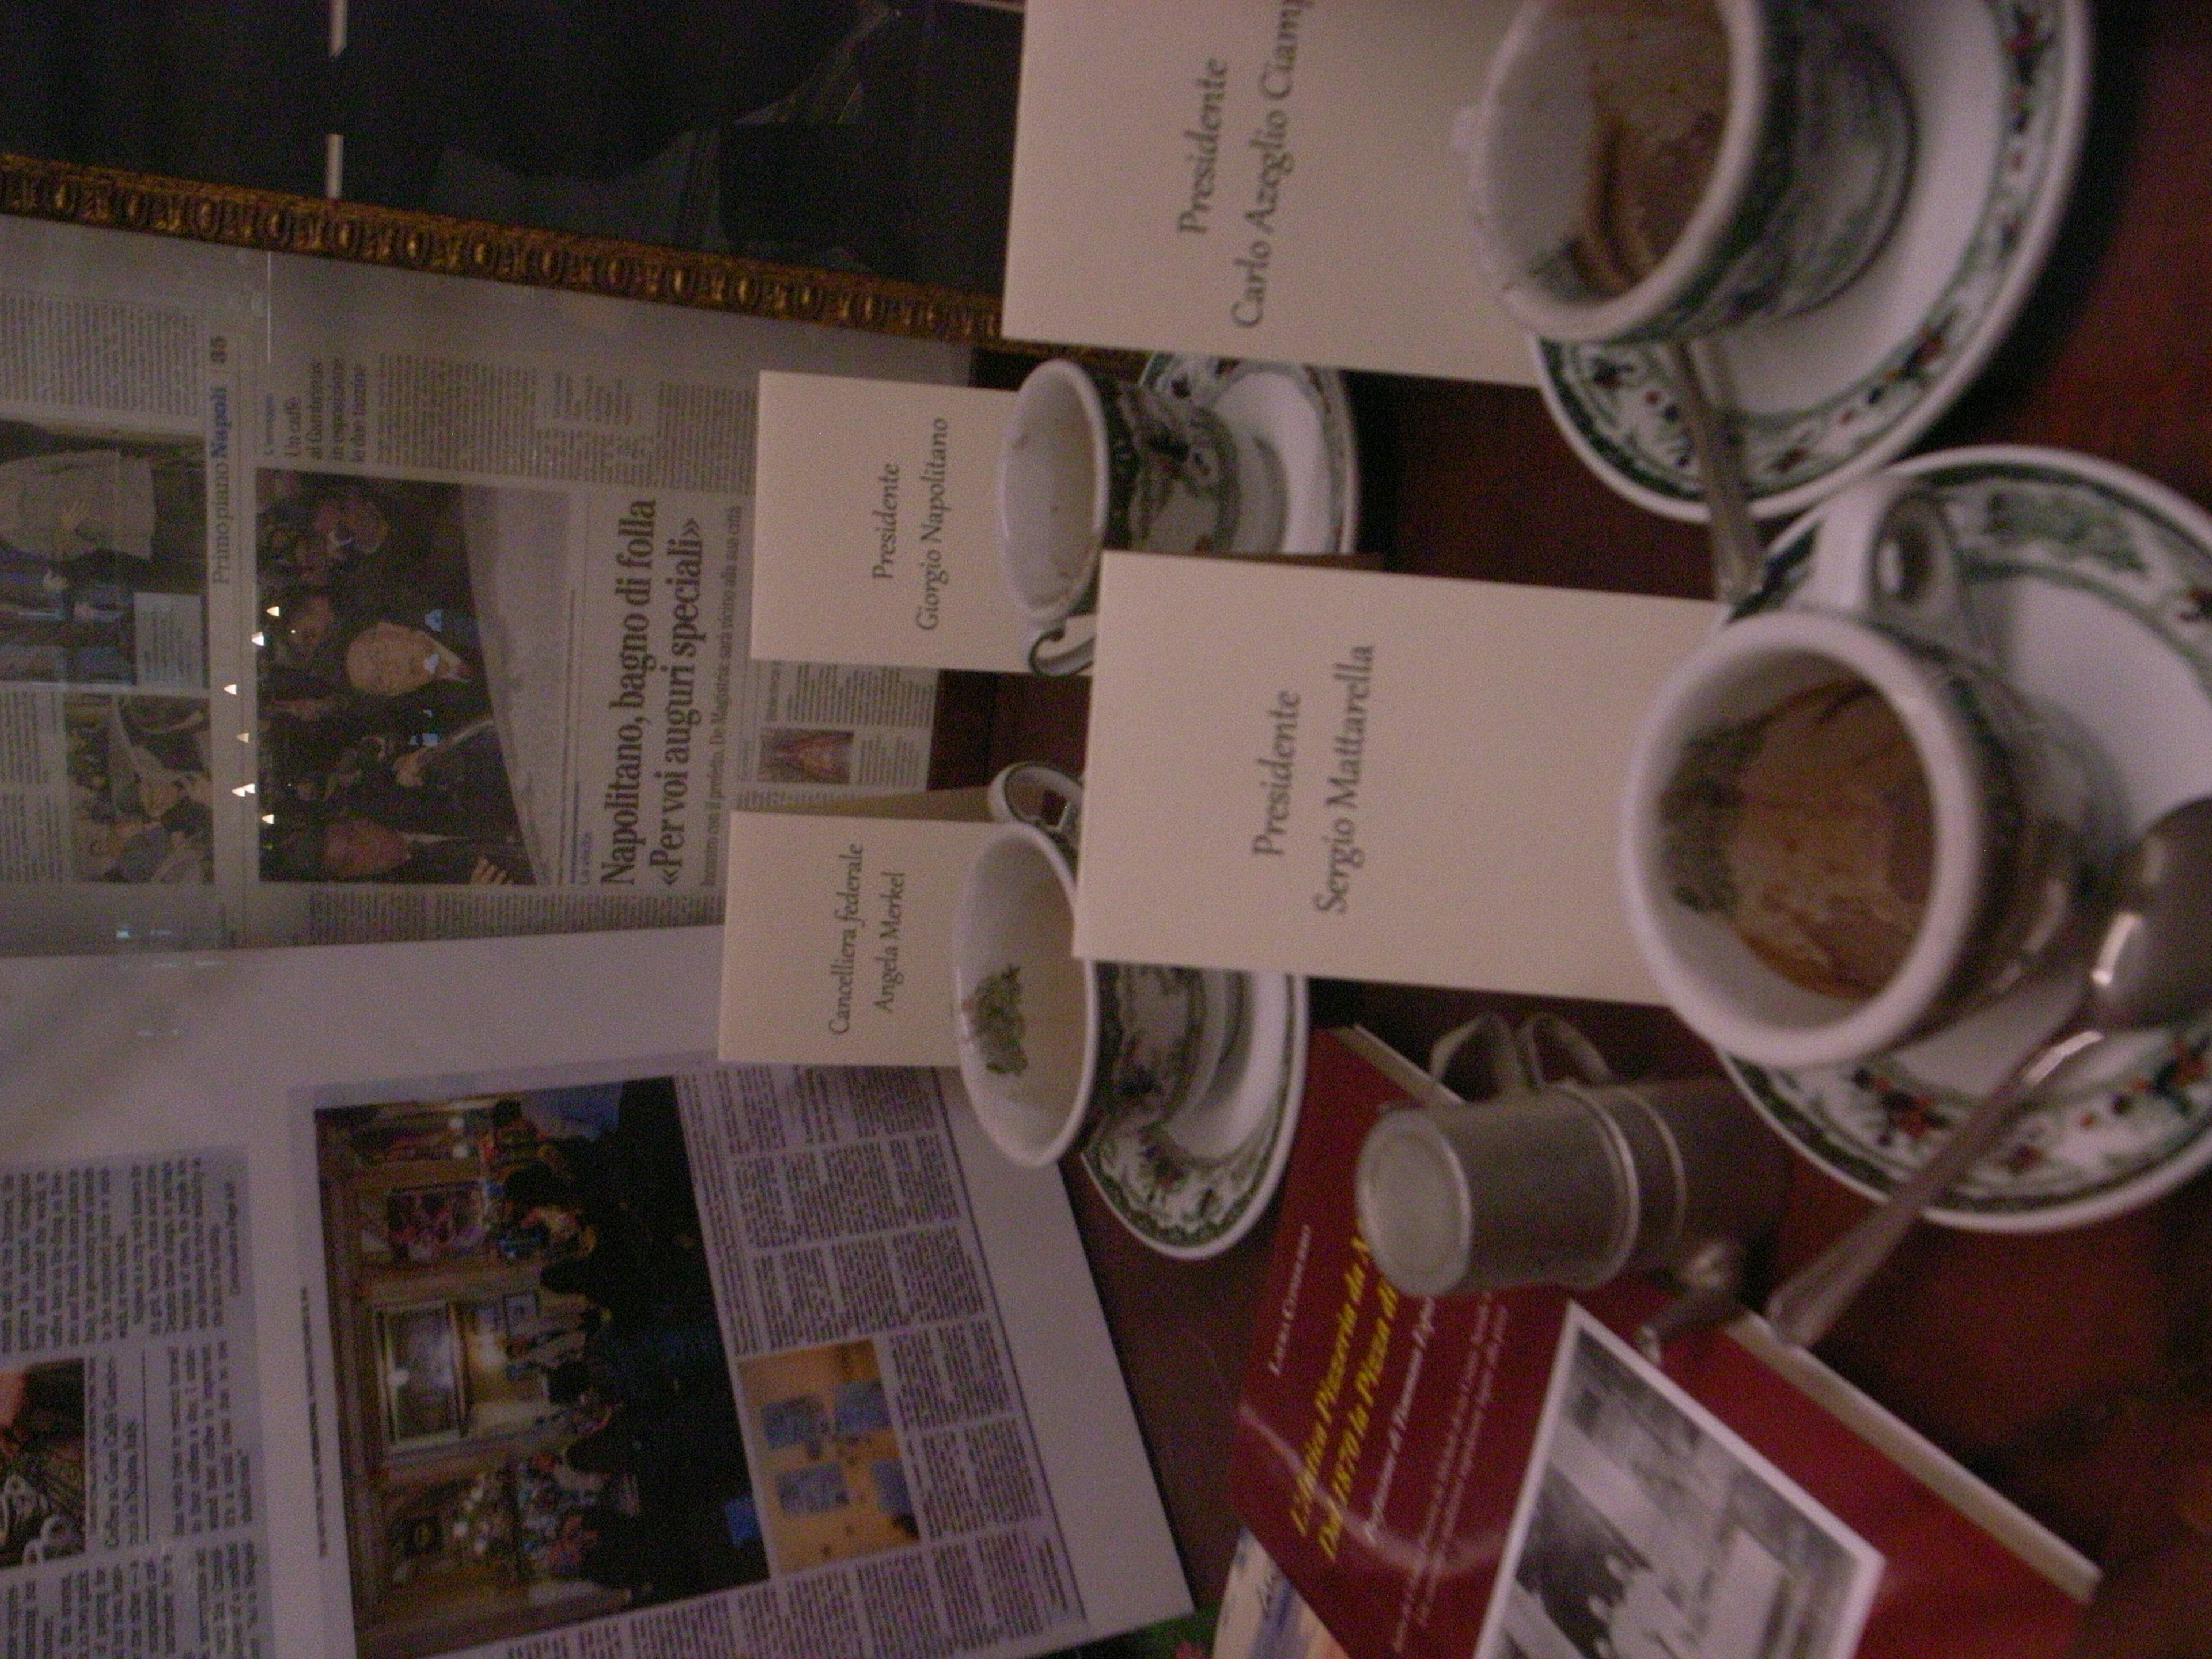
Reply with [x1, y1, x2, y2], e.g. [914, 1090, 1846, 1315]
[1228, 1029, 2094, 1659]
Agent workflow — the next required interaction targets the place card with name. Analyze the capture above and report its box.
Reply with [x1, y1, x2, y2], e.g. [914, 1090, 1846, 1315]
[1072, 555, 1716, 1001]
[720, 795, 994, 1065]
[751, 372, 1032, 672]
[1005, 0, 1532, 384]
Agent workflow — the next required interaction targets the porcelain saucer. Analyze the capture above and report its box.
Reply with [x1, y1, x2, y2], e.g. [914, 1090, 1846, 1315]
[1536, 0, 2089, 523]
[1725, 447, 2212, 1231]
[1142, 355, 1359, 555]
[1081, 972, 1307, 1259]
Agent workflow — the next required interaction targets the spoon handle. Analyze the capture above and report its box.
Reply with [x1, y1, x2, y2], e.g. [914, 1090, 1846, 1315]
[1767, 1007, 2102, 1349]
[1664, 339, 1764, 606]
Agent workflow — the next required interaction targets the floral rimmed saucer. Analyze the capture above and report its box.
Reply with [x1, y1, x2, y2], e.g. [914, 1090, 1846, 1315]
[1141, 356, 1359, 555]
[1536, 0, 2089, 523]
[1081, 973, 1307, 1259]
[1724, 448, 2212, 1230]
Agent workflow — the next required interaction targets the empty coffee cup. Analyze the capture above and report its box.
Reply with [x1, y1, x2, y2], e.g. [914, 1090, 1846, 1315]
[1456, 0, 1912, 343]
[951, 764, 1243, 1165]
[1619, 472, 2104, 1070]
[996, 359, 1285, 675]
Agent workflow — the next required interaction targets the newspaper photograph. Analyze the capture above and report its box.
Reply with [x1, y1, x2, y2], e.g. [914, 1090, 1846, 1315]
[0, 422, 206, 694]
[0, 930, 1185, 1658]
[306, 1061, 1083, 1659]
[257, 473, 540, 888]
[0, 1360, 84, 1572]
[0, 1150, 270, 1657]
[1474, 1306, 1881, 1659]
[0, 216, 963, 954]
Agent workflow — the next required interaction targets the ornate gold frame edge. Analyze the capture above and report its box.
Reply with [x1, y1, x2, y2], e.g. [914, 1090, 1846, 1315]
[0, 151, 1007, 345]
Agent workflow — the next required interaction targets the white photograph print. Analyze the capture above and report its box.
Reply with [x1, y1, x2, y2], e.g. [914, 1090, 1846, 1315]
[1474, 1306, 1882, 1659]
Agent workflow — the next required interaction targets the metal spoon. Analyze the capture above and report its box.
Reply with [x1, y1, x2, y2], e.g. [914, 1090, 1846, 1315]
[1767, 796, 2212, 1349]
[1581, 202, 1766, 605]
[1664, 339, 1766, 606]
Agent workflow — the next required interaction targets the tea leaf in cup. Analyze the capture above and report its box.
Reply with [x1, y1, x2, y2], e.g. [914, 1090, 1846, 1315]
[963, 964, 1029, 1075]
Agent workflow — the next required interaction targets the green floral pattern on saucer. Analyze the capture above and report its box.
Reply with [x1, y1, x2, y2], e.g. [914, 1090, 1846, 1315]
[1081, 978, 1306, 1260]
[1141, 355, 1358, 555]
[1539, 0, 2082, 519]
[1725, 453, 2212, 1227]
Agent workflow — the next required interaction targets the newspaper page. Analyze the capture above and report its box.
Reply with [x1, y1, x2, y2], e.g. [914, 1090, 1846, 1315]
[0, 929, 1184, 1658]
[0, 1150, 268, 1657]
[0, 217, 960, 955]
[303, 1062, 1104, 1659]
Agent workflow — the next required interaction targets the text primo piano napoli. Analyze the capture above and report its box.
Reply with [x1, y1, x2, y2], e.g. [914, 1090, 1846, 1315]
[1249, 644, 1375, 913]
[1172, 0, 1319, 328]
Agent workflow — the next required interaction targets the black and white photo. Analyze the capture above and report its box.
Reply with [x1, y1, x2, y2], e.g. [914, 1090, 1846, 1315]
[1476, 1308, 1881, 1659]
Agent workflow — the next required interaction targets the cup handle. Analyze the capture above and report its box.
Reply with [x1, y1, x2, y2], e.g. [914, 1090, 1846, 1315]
[1427, 1012, 1531, 1103]
[987, 763, 1084, 859]
[1517, 1012, 1615, 1088]
[1027, 620, 1096, 677]
[1796, 473, 1981, 657]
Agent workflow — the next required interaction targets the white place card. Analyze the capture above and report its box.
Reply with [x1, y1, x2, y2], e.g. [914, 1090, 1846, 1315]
[1005, 0, 1533, 384]
[1072, 555, 1717, 1001]
[751, 372, 1032, 672]
[720, 800, 994, 1065]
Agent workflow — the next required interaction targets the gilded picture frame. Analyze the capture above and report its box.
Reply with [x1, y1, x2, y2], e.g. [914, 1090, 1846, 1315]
[0, 151, 1007, 347]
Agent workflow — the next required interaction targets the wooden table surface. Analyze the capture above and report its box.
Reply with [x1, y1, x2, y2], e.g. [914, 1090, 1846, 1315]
[937, 0, 2212, 1612]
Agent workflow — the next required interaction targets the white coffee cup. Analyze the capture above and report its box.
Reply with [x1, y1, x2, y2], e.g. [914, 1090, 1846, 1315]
[997, 359, 1285, 675]
[1618, 473, 2103, 1070]
[952, 764, 1242, 1165]
[1456, 0, 1912, 343]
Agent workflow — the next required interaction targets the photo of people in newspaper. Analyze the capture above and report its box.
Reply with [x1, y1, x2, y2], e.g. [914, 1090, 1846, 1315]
[65, 694, 214, 882]
[257, 471, 537, 888]
[314, 1078, 764, 1659]
[1476, 1309, 1879, 1659]
[0, 1359, 86, 1573]
[758, 727, 856, 786]
[0, 421, 206, 690]
[736, 1339, 916, 1572]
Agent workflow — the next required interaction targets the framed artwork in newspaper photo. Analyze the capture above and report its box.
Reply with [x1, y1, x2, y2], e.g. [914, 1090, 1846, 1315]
[0, 1, 1023, 346]
[307, 1071, 785, 1654]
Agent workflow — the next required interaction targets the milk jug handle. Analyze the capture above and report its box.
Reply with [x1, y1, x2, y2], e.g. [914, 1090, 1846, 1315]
[1428, 1012, 1615, 1101]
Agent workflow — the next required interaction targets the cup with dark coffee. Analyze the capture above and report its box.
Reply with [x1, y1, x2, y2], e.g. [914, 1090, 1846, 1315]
[1455, 0, 1913, 343]
[1618, 473, 2104, 1069]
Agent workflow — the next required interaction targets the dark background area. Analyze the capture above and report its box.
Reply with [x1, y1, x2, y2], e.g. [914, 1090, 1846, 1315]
[0, 0, 1021, 291]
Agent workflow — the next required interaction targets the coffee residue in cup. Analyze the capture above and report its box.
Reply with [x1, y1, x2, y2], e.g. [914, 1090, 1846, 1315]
[1565, 0, 1730, 296]
[1661, 678, 1936, 1001]
[963, 964, 1029, 1075]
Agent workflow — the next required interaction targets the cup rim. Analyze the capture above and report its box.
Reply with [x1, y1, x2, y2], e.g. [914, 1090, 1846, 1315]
[1465, 0, 1770, 343]
[1618, 609, 1994, 1070]
[997, 359, 1111, 628]
[1357, 1108, 1474, 1298]
[952, 821, 1101, 1167]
